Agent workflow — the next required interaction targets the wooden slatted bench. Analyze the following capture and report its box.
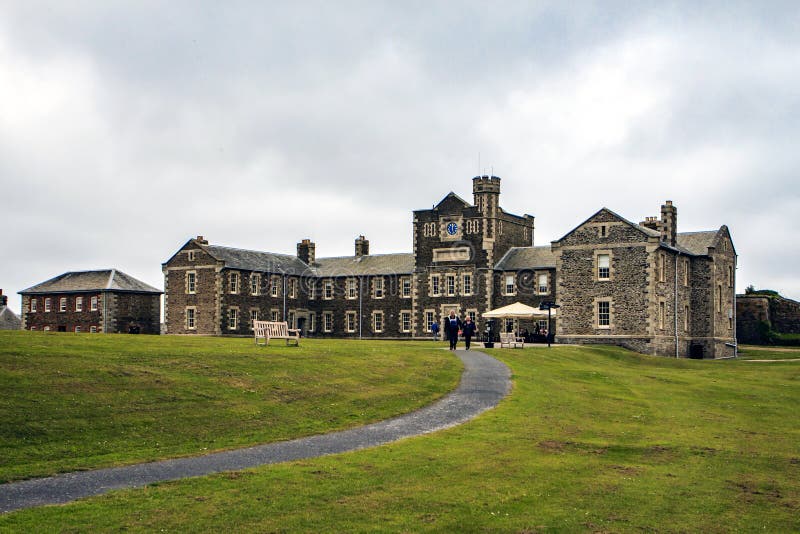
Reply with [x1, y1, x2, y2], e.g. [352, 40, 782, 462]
[254, 320, 300, 346]
[499, 332, 525, 349]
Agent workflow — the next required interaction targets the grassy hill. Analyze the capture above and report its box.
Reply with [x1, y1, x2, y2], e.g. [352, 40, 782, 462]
[2, 336, 799, 531]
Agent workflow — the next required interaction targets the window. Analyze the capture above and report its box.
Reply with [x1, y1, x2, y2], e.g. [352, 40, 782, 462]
[324, 312, 333, 332]
[401, 277, 412, 298]
[373, 277, 384, 299]
[400, 311, 411, 333]
[308, 313, 315, 333]
[347, 278, 357, 300]
[59, 297, 67, 312]
[44, 326, 51, 331]
[288, 311, 295, 329]
[659, 301, 665, 329]
[431, 275, 441, 296]
[271, 277, 280, 297]
[186, 272, 196, 294]
[229, 272, 239, 294]
[228, 308, 238, 330]
[597, 254, 610, 280]
[505, 275, 515, 295]
[91, 296, 98, 311]
[658, 253, 666, 282]
[186, 308, 196, 330]
[684, 305, 690, 332]
[188, 250, 196, 261]
[346, 311, 357, 333]
[45, 298, 51, 312]
[504, 318, 516, 333]
[373, 311, 384, 333]
[250, 309, 259, 329]
[728, 265, 733, 288]
[288, 278, 297, 299]
[599, 224, 607, 238]
[684, 259, 690, 286]
[538, 319, 548, 332]
[271, 310, 280, 322]
[75, 326, 81, 333]
[462, 274, 472, 296]
[446, 275, 456, 296]
[308, 282, 316, 300]
[324, 279, 333, 299]
[31, 299, 37, 313]
[598, 301, 610, 328]
[90, 326, 97, 333]
[425, 311, 435, 332]
[250, 274, 261, 295]
[538, 273, 548, 294]
[75, 297, 83, 312]
[717, 285, 723, 313]
[467, 310, 477, 325]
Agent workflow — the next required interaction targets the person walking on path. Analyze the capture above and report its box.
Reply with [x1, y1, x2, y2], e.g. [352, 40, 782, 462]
[462, 316, 477, 350]
[431, 320, 440, 341]
[444, 310, 463, 351]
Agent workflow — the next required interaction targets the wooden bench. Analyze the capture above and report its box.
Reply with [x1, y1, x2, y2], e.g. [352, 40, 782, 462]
[499, 332, 525, 349]
[254, 320, 300, 346]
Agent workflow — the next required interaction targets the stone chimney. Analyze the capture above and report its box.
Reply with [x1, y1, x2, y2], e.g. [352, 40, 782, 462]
[355, 235, 369, 257]
[297, 239, 316, 265]
[0, 289, 6, 307]
[639, 216, 661, 232]
[660, 200, 677, 247]
[195, 235, 209, 245]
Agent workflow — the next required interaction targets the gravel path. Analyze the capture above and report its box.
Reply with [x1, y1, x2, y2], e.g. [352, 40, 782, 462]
[0, 349, 510, 513]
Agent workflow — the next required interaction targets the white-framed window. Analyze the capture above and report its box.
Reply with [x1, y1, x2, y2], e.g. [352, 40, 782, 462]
[425, 310, 435, 332]
[229, 272, 239, 294]
[401, 277, 412, 298]
[90, 326, 97, 333]
[307, 313, 315, 333]
[251, 274, 261, 296]
[186, 271, 196, 294]
[372, 311, 384, 333]
[228, 307, 239, 330]
[400, 311, 411, 333]
[308, 281, 316, 300]
[45, 298, 51, 312]
[431, 275, 441, 297]
[30, 299, 37, 313]
[597, 301, 610, 328]
[75, 326, 81, 333]
[597, 254, 610, 280]
[43, 326, 51, 332]
[250, 309, 259, 329]
[271, 309, 280, 322]
[373, 277, 384, 299]
[446, 275, 456, 296]
[186, 307, 196, 330]
[75, 297, 83, 312]
[504, 275, 515, 295]
[271, 276, 281, 297]
[91, 296, 98, 311]
[323, 312, 333, 332]
[188, 250, 196, 262]
[288, 278, 297, 299]
[30, 326, 37, 331]
[659, 301, 666, 330]
[462, 274, 472, 296]
[347, 278, 358, 300]
[324, 279, 333, 299]
[466, 309, 477, 326]
[346, 311, 357, 333]
[538, 273, 548, 294]
[59, 297, 67, 312]
[538, 319, 548, 332]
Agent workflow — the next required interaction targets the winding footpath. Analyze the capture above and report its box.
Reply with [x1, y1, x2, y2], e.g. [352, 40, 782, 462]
[1, 349, 510, 514]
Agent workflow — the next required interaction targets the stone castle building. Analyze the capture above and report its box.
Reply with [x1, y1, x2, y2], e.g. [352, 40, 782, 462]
[162, 176, 736, 358]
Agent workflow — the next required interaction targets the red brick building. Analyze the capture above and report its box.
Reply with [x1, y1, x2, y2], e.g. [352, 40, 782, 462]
[19, 270, 162, 334]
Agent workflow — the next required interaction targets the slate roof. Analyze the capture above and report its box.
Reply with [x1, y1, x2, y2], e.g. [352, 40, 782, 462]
[0, 306, 21, 330]
[676, 231, 719, 256]
[314, 253, 415, 277]
[206, 245, 311, 276]
[20, 270, 162, 295]
[495, 246, 557, 271]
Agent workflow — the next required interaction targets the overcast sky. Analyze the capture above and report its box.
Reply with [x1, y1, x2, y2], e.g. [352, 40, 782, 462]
[2, 1, 799, 315]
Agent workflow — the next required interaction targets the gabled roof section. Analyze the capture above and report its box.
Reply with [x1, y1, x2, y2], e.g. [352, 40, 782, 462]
[20, 270, 162, 295]
[0, 306, 22, 330]
[433, 192, 472, 213]
[206, 245, 311, 276]
[676, 227, 734, 256]
[495, 246, 556, 271]
[314, 253, 415, 276]
[554, 207, 659, 243]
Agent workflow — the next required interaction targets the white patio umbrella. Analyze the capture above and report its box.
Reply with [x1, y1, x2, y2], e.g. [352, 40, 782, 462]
[482, 302, 556, 319]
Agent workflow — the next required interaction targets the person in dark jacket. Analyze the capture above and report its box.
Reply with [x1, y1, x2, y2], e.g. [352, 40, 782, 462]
[462, 316, 477, 350]
[443, 311, 463, 351]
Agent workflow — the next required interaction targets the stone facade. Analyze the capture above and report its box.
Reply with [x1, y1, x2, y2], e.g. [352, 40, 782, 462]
[19, 270, 162, 334]
[0, 289, 22, 330]
[162, 176, 737, 357]
[737, 293, 800, 343]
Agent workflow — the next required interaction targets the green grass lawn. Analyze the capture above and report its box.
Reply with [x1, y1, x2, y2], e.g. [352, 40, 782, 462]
[2, 340, 799, 532]
[737, 344, 800, 360]
[0, 331, 460, 483]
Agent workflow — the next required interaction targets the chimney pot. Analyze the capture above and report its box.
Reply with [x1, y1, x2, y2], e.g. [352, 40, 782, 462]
[355, 235, 369, 257]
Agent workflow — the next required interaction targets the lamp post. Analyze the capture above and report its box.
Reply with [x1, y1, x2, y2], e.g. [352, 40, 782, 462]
[539, 301, 561, 348]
